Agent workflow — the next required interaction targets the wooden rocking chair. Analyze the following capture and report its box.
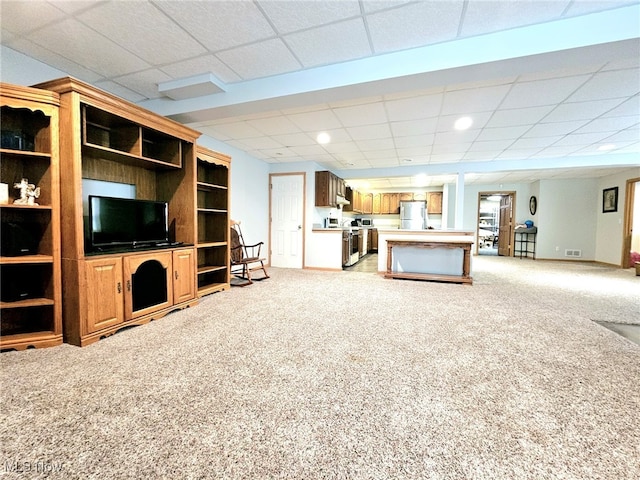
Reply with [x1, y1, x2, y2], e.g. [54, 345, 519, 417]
[230, 220, 270, 286]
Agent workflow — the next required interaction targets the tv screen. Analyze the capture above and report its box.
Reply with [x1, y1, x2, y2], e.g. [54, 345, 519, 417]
[89, 195, 168, 250]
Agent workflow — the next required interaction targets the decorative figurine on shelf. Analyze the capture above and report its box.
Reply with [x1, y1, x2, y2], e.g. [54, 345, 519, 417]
[13, 178, 41, 205]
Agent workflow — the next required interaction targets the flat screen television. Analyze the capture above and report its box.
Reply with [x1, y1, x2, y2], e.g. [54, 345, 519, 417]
[88, 195, 169, 251]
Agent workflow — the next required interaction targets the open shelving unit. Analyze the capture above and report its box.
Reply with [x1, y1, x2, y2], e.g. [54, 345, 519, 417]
[195, 145, 231, 296]
[0, 83, 62, 350]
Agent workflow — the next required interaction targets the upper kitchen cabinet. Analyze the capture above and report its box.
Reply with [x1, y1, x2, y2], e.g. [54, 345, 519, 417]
[427, 192, 443, 214]
[315, 171, 345, 207]
[0, 83, 63, 350]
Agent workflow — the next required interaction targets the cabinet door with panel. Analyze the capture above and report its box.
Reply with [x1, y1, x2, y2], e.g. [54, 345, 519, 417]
[84, 257, 124, 334]
[123, 251, 173, 320]
[372, 194, 381, 214]
[427, 192, 443, 214]
[173, 248, 196, 304]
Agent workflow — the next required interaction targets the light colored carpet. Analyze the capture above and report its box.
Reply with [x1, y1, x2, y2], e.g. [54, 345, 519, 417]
[1, 257, 639, 479]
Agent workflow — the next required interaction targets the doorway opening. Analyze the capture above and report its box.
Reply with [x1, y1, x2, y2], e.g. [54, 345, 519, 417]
[477, 192, 516, 256]
[622, 177, 640, 269]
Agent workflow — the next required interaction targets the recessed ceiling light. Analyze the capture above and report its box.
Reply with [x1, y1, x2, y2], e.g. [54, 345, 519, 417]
[454, 116, 473, 131]
[316, 132, 331, 144]
[597, 144, 616, 151]
[402, 158, 413, 163]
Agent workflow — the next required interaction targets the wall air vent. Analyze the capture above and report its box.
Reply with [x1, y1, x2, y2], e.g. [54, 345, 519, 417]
[565, 249, 582, 258]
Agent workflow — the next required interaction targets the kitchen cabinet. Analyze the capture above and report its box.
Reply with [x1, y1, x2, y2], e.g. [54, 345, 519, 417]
[427, 192, 443, 214]
[372, 194, 381, 214]
[381, 193, 399, 214]
[368, 229, 378, 252]
[0, 83, 63, 351]
[315, 170, 343, 207]
[399, 192, 413, 202]
[361, 193, 373, 214]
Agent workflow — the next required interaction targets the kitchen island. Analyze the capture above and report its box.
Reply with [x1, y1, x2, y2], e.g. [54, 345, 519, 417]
[377, 229, 475, 284]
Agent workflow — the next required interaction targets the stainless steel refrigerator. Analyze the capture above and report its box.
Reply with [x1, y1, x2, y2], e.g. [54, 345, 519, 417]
[400, 200, 427, 230]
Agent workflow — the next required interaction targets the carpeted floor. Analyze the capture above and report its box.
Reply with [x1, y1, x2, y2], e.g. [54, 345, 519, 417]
[1, 257, 639, 479]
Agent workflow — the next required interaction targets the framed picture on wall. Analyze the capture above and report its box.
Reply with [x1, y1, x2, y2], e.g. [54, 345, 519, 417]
[602, 186, 618, 213]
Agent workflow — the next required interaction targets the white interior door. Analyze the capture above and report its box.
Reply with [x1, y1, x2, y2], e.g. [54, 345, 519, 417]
[270, 174, 304, 268]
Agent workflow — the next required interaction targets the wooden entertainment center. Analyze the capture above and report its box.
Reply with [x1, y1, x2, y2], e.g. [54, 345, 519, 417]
[0, 78, 231, 349]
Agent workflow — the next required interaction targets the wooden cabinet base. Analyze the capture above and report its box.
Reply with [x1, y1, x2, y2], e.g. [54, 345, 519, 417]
[69, 297, 199, 347]
[1, 332, 63, 351]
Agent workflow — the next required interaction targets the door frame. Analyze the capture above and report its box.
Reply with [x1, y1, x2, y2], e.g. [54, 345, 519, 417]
[269, 172, 306, 269]
[476, 191, 516, 256]
[621, 176, 640, 268]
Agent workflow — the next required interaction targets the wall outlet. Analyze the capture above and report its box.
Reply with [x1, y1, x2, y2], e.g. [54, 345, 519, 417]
[555, 246, 560, 251]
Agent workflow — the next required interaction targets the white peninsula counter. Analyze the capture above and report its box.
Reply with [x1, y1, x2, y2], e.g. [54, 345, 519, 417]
[377, 229, 475, 284]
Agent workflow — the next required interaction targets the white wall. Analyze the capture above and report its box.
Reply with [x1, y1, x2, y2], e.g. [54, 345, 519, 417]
[595, 169, 640, 265]
[537, 178, 598, 260]
[0, 46, 68, 85]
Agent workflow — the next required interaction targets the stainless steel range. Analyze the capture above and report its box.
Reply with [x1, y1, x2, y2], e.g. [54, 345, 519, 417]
[343, 228, 360, 267]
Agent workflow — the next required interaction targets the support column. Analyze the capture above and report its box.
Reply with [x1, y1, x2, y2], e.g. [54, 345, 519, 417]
[455, 171, 465, 230]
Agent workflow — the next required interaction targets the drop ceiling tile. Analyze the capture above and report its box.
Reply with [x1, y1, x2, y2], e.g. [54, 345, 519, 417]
[397, 146, 432, 158]
[601, 126, 640, 143]
[429, 153, 465, 163]
[260, 0, 361, 34]
[522, 120, 587, 138]
[434, 129, 480, 145]
[601, 96, 640, 117]
[440, 84, 511, 116]
[112, 69, 173, 99]
[246, 116, 301, 136]
[348, 123, 392, 141]
[27, 18, 150, 77]
[93, 80, 146, 103]
[323, 141, 361, 154]
[496, 149, 539, 159]
[285, 18, 371, 68]
[510, 136, 562, 149]
[461, 0, 568, 37]
[574, 116, 639, 134]
[356, 138, 396, 151]
[436, 112, 492, 132]
[468, 139, 516, 152]
[391, 118, 439, 137]
[287, 109, 342, 132]
[78, 2, 206, 65]
[333, 101, 388, 127]
[155, 0, 275, 52]
[564, 0, 634, 16]
[475, 125, 531, 141]
[5, 37, 104, 82]
[367, 1, 463, 53]
[394, 134, 435, 149]
[567, 68, 640, 102]
[500, 75, 591, 109]
[289, 144, 329, 156]
[431, 143, 470, 155]
[553, 132, 616, 147]
[217, 39, 301, 80]
[385, 93, 443, 122]
[160, 55, 241, 84]
[543, 99, 626, 123]
[0, 1, 67, 34]
[208, 122, 264, 140]
[270, 132, 316, 147]
[257, 147, 299, 159]
[486, 105, 555, 127]
[239, 136, 285, 150]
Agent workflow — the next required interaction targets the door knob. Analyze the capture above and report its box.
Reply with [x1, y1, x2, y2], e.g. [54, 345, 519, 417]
[298, 225, 302, 230]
